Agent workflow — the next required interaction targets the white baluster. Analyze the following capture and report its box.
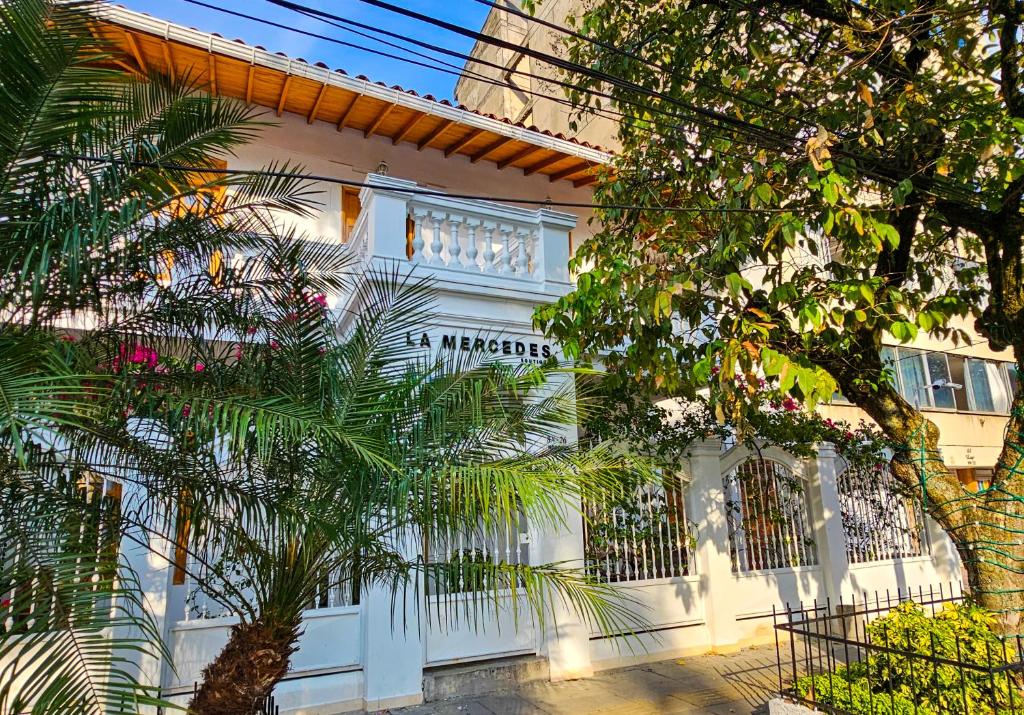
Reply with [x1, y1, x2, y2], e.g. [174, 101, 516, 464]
[447, 213, 464, 268]
[410, 207, 427, 262]
[499, 224, 513, 274]
[465, 218, 480, 270]
[515, 227, 530, 274]
[528, 228, 539, 276]
[429, 210, 445, 265]
[482, 221, 496, 272]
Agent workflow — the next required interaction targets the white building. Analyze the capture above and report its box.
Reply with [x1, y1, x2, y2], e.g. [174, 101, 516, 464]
[90, 7, 966, 713]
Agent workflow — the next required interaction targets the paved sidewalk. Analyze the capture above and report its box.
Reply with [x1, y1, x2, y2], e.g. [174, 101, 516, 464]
[394, 644, 780, 714]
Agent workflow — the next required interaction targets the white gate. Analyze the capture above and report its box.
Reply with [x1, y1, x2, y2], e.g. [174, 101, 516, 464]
[423, 514, 538, 665]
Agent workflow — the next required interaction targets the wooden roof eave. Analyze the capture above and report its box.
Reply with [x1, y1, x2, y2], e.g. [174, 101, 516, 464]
[92, 6, 613, 184]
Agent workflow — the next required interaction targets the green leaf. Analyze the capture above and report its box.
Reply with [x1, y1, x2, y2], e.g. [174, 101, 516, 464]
[889, 321, 919, 343]
[654, 290, 672, 320]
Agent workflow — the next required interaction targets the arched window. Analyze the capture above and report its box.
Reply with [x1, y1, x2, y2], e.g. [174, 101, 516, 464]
[723, 458, 818, 573]
[838, 464, 927, 563]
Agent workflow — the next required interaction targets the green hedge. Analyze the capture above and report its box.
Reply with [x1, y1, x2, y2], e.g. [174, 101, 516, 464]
[794, 601, 1024, 714]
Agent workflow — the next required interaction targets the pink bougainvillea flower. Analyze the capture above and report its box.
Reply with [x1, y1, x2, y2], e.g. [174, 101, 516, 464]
[194, 362, 205, 372]
[233, 343, 243, 360]
[246, 326, 258, 335]
[309, 293, 328, 309]
[182, 404, 191, 417]
[269, 340, 280, 350]
[782, 396, 799, 411]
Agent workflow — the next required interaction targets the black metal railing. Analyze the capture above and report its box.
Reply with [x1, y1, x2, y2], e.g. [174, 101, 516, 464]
[772, 583, 1024, 714]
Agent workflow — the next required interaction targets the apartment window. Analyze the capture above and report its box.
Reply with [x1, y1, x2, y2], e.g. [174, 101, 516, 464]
[964, 358, 1013, 413]
[956, 467, 993, 492]
[341, 186, 361, 242]
[163, 160, 228, 285]
[884, 347, 1014, 414]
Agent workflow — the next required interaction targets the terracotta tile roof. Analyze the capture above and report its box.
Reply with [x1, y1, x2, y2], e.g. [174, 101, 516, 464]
[92, 4, 610, 187]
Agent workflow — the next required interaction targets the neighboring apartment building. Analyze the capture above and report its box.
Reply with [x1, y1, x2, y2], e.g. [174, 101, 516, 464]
[76, 6, 969, 713]
[457, 1, 1016, 496]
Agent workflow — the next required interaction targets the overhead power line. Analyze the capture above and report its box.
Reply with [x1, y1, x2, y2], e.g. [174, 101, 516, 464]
[263, 0, 798, 151]
[162, 0, 987, 211]
[469, 0, 808, 127]
[260, 0, 989, 209]
[176, 0, 770, 167]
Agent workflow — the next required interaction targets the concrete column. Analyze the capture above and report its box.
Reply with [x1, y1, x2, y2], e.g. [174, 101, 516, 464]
[812, 443, 852, 604]
[688, 439, 742, 650]
[535, 493, 593, 681]
[361, 173, 416, 260]
[361, 531, 424, 710]
[536, 208, 575, 286]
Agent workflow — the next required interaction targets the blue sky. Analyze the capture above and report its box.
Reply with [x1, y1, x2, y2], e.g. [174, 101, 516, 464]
[118, 0, 492, 100]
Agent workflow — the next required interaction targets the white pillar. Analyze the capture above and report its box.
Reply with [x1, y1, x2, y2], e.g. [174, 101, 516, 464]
[536, 208, 575, 286]
[535, 492, 593, 681]
[535, 391, 592, 681]
[813, 443, 852, 604]
[361, 531, 424, 710]
[688, 439, 742, 649]
[360, 174, 415, 261]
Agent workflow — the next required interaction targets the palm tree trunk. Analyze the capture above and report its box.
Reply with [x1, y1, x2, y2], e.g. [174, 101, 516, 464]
[188, 615, 301, 715]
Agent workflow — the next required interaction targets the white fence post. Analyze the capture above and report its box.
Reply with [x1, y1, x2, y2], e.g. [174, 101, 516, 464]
[688, 439, 742, 648]
[813, 442, 852, 604]
[361, 529, 425, 710]
[535, 492, 593, 681]
[535, 401, 592, 681]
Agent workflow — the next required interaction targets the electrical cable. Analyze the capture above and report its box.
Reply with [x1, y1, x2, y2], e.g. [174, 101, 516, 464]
[261, 0, 992, 208]
[176, 0, 777, 169]
[264, 0, 800, 151]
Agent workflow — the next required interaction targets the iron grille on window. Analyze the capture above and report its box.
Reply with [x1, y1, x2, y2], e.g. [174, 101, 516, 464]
[724, 459, 818, 573]
[837, 463, 927, 563]
[183, 541, 359, 620]
[584, 476, 692, 583]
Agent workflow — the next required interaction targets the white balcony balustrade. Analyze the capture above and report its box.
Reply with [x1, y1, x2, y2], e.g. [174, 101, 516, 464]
[409, 209, 538, 277]
[350, 174, 576, 293]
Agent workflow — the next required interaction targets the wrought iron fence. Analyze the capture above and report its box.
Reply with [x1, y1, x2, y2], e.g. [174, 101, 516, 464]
[424, 514, 530, 595]
[837, 463, 927, 564]
[583, 476, 693, 583]
[724, 458, 818, 573]
[183, 552, 359, 621]
[773, 583, 1024, 714]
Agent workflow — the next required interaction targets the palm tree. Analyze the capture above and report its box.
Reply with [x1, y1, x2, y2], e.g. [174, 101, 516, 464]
[184, 267, 651, 714]
[0, 1, 353, 710]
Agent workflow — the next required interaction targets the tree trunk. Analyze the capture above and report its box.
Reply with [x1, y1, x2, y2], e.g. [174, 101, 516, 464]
[188, 615, 301, 715]
[846, 376, 1024, 632]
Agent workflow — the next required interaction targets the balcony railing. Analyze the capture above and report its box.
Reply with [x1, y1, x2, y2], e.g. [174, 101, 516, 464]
[350, 174, 575, 292]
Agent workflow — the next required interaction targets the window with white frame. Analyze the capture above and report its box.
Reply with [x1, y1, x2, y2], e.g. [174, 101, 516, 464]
[882, 347, 1016, 414]
[584, 474, 692, 583]
[837, 464, 927, 563]
[723, 459, 818, 573]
